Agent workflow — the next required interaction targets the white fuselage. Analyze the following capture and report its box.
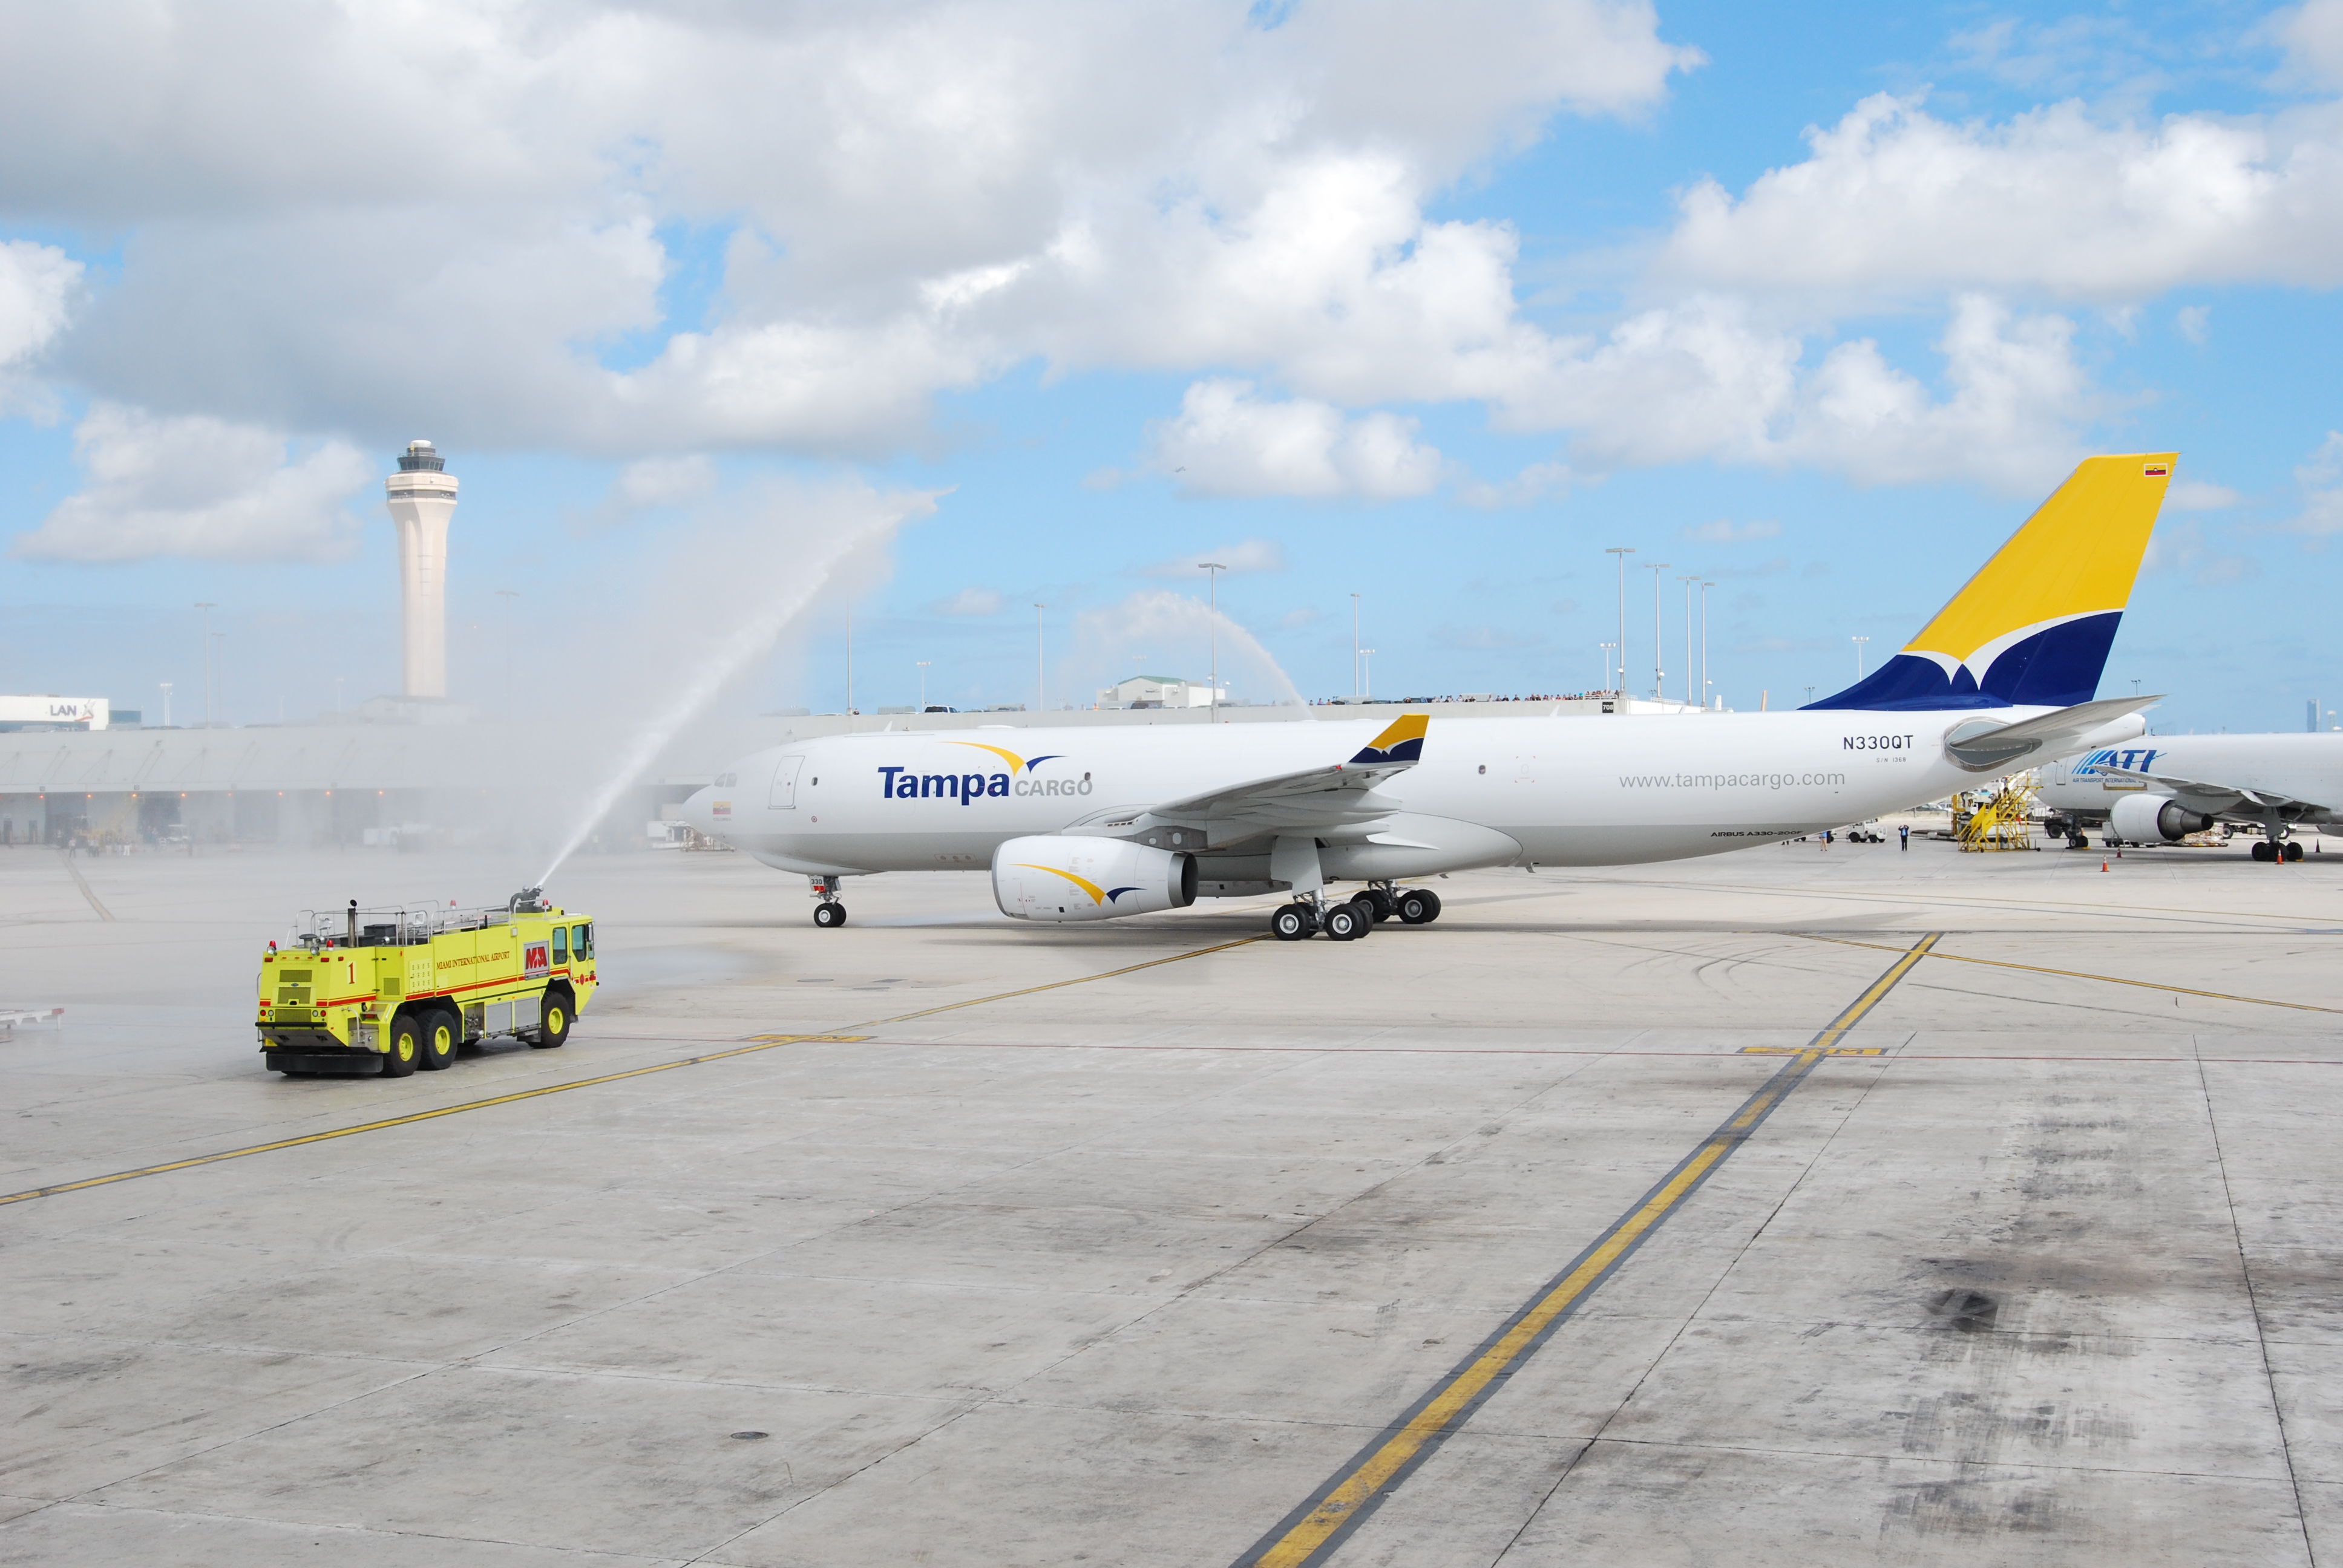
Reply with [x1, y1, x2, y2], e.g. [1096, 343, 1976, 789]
[2038, 733, 2341, 827]
[685, 707, 2125, 887]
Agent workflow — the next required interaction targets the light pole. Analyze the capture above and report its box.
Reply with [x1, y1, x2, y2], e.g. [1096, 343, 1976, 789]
[1852, 635, 1869, 679]
[1600, 642, 1614, 693]
[1034, 604, 1046, 713]
[1677, 574, 1697, 707]
[495, 590, 519, 715]
[1642, 563, 1670, 699]
[1700, 581, 1714, 709]
[917, 661, 931, 710]
[159, 682, 172, 727]
[194, 603, 217, 726]
[1199, 563, 1225, 719]
[1361, 649, 1375, 702]
[845, 610, 854, 725]
[1805, 685, 1815, 707]
[1351, 592, 1361, 700]
[211, 632, 226, 726]
[1605, 548, 1634, 693]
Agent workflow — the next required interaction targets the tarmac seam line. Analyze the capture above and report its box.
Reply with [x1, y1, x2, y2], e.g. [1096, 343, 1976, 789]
[1230, 932, 1941, 1568]
[0, 933, 1267, 1207]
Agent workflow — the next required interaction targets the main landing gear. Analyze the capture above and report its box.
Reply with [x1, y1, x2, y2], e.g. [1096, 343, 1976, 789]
[2251, 839, 2304, 863]
[1270, 884, 1442, 941]
[808, 874, 848, 927]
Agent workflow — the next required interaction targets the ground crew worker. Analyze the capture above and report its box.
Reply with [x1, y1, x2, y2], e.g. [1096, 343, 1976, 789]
[1899, 823, 1909, 851]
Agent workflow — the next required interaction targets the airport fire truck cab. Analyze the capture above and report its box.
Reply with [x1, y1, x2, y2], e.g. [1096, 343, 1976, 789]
[257, 886, 596, 1077]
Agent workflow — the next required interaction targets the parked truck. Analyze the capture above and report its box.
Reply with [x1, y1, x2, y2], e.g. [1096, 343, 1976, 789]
[257, 886, 596, 1077]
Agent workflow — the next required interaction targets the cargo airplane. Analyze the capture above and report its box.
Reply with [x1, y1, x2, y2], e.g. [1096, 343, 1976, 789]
[2037, 733, 2339, 860]
[684, 454, 2178, 939]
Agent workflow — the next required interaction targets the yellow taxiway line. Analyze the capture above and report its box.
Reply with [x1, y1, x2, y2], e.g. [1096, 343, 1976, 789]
[0, 934, 1266, 1207]
[1234, 933, 1940, 1568]
[1797, 932, 2343, 1016]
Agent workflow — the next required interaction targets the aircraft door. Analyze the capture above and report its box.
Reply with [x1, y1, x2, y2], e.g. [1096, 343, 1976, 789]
[769, 756, 807, 809]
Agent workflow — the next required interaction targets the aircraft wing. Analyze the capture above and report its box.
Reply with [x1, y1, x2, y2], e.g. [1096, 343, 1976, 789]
[1089, 714, 1429, 848]
[2086, 763, 2324, 814]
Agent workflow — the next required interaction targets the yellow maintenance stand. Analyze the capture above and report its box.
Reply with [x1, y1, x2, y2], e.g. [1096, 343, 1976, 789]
[256, 887, 596, 1077]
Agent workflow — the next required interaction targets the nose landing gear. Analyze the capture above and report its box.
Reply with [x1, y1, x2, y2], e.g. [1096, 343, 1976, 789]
[808, 875, 848, 927]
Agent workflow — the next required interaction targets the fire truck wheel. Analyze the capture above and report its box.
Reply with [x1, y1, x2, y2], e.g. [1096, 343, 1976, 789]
[382, 1014, 422, 1077]
[418, 1008, 458, 1071]
[532, 988, 574, 1049]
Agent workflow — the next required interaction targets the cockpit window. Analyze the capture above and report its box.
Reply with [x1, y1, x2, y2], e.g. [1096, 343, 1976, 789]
[715, 772, 737, 788]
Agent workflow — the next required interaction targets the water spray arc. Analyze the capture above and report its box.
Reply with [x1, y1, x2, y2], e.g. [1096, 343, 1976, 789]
[537, 522, 882, 886]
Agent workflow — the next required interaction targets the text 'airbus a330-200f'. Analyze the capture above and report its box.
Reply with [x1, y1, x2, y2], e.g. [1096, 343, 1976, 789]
[684, 454, 2179, 941]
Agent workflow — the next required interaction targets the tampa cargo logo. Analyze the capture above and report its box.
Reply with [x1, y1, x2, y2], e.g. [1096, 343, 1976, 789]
[879, 742, 1094, 802]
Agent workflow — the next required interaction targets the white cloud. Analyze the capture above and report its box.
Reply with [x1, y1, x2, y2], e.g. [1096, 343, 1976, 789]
[2275, 0, 2343, 87]
[2166, 479, 2239, 511]
[614, 454, 717, 508]
[2294, 431, 2343, 540]
[2, 2, 1692, 456]
[2176, 305, 2211, 344]
[931, 586, 1005, 616]
[1145, 538, 1287, 577]
[1457, 460, 1571, 508]
[0, 240, 82, 413]
[1147, 381, 1443, 498]
[1684, 517, 1781, 543]
[1656, 92, 2343, 300]
[10, 402, 373, 563]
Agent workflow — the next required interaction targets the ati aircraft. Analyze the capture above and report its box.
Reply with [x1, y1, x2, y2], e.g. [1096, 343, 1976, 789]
[2036, 732, 2339, 860]
[684, 453, 2178, 939]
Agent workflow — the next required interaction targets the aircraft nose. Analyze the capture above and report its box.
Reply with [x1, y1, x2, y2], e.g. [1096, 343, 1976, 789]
[681, 785, 716, 832]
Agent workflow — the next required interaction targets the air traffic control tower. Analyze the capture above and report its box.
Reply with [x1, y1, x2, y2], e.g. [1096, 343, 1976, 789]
[385, 440, 459, 697]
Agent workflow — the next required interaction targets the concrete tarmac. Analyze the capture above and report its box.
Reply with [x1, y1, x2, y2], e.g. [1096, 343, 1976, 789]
[2, 832, 2339, 1565]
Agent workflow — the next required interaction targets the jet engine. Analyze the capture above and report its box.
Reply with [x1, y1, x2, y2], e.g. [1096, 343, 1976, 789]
[993, 837, 1196, 922]
[2108, 792, 2213, 843]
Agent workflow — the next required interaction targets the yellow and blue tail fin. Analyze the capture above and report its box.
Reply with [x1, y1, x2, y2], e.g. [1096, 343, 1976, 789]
[1806, 454, 2175, 711]
[1349, 713, 1427, 764]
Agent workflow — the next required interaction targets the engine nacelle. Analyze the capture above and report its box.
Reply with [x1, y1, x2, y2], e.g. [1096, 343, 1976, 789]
[992, 837, 1196, 922]
[2109, 792, 2212, 843]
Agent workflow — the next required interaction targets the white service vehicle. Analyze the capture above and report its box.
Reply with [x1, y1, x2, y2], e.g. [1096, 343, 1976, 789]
[686, 454, 2181, 938]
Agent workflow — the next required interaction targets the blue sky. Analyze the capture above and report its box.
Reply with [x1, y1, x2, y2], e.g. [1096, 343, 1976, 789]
[0, 1, 2336, 736]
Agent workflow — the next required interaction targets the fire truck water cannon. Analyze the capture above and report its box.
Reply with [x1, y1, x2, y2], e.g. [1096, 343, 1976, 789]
[255, 891, 598, 1079]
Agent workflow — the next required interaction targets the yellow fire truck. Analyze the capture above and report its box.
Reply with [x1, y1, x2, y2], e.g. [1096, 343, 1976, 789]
[257, 887, 597, 1077]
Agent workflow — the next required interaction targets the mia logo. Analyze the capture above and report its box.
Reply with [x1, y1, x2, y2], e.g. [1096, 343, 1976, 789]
[880, 742, 1092, 802]
[523, 942, 550, 978]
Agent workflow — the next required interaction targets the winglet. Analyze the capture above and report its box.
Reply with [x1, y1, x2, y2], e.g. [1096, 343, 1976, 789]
[1806, 453, 2176, 711]
[1349, 713, 1428, 765]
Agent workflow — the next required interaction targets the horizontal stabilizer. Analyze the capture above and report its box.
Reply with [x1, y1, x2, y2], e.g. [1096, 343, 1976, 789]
[1945, 694, 2158, 771]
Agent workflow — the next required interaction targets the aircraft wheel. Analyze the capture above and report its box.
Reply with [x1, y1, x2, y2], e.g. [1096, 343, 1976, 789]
[532, 988, 573, 1048]
[1397, 889, 1442, 925]
[1271, 904, 1313, 941]
[2251, 841, 2273, 861]
[2285, 840, 2304, 862]
[382, 1013, 421, 1077]
[1323, 903, 1369, 941]
[1363, 889, 1397, 923]
[418, 1008, 458, 1071]
[2068, 833, 2089, 849]
[813, 901, 847, 928]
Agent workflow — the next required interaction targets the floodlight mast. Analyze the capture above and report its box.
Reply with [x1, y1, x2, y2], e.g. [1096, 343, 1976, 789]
[1604, 549, 1634, 695]
[1199, 563, 1226, 718]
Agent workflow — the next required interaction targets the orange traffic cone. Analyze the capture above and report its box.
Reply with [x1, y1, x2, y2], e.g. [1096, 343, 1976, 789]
[2101, 858, 2109, 871]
